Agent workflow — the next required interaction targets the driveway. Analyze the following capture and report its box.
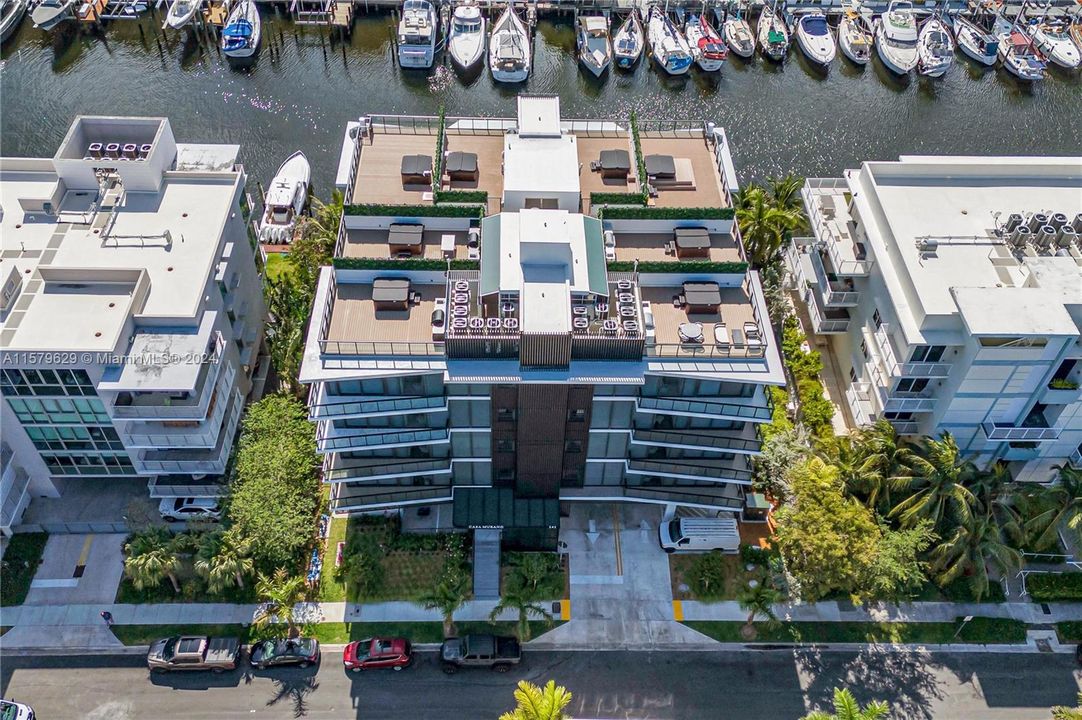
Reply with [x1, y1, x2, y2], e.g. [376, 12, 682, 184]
[537, 503, 712, 649]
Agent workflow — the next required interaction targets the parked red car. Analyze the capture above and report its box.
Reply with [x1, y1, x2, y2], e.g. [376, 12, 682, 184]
[343, 637, 413, 672]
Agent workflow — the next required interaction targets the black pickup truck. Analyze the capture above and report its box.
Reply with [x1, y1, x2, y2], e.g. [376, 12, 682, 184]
[440, 634, 521, 674]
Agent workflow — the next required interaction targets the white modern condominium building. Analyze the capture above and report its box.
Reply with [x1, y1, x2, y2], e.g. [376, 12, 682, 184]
[786, 155, 1082, 482]
[0, 116, 266, 534]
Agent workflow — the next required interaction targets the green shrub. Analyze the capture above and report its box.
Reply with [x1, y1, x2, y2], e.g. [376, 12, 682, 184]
[689, 551, 730, 600]
[759, 386, 793, 443]
[435, 190, 488, 205]
[1027, 572, 1082, 601]
[1056, 621, 1082, 643]
[606, 260, 748, 274]
[598, 206, 736, 221]
[1048, 378, 1080, 390]
[590, 192, 648, 207]
[0, 533, 48, 607]
[938, 577, 1006, 603]
[343, 203, 484, 218]
[740, 544, 778, 568]
[629, 112, 648, 204]
[338, 537, 385, 600]
[433, 105, 446, 193]
[333, 257, 479, 271]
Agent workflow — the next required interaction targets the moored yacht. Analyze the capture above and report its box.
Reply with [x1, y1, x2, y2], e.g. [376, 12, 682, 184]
[952, 14, 998, 66]
[1025, 16, 1080, 69]
[875, 0, 919, 75]
[489, 4, 531, 82]
[397, 0, 437, 69]
[30, 0, 75, 30]
[1, 0, 28, 42]
[995, 15, 1046, 81]
[612, 9, 644, 68]
[917, 13, 955, 77]
[685, 13, 727, 71]
[576, 15, 612, 77]
[164, 0, 202, 29]
[448, 2, 486, 71]
[221, 0, 260, 59]
[838, 10, 873, 65]
[795, 10, 836, 67]
[646, 5, 692, 75]
[722, 9, 755, 59]
[757, 3, 790, 62]
[259, 151, 311, 245]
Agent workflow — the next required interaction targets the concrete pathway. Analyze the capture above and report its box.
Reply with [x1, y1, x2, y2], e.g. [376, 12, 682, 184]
[678, 599, 1082, 624]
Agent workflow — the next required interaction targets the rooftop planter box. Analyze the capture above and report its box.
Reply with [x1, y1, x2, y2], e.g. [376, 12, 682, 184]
[434, 190, 488, 205]
[590, 192, 648, 208]
[608, 260, 748, 274]
[598, 206, 736, 221]
[344, 203, 485, 219]
[333, 257, 480, 271]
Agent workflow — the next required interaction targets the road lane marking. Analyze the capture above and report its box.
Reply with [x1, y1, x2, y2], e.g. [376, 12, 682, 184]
[73, 534, 95, 578]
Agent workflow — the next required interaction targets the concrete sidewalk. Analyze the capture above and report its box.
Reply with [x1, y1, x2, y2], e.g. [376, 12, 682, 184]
[677, 599, 1082, 624]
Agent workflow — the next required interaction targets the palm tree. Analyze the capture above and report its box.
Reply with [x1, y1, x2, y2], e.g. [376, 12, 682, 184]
[929, 511, 1022, 601]
[737, 581, 783, 641]
[419, 571, 470, 638]
[970, 463, 1024, 546]
[854, 420, 917, 513]
[890, 433, 978, 533]
[124, 528, 182, 593]
[802, 688, 890, 720]
[253, 569, 308, 638]
[195, 528, 255, 595]
[820, 434, 872, 501]
[1051, 693, 1082, 720]
[490, 586, 554, 641]
[499, 680, 573, 720]
[735, 186, 803, 268]
[1022, 464, 1082, 551]
[768, 173, 806, 216]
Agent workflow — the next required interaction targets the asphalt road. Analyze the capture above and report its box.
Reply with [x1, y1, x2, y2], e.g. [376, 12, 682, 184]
[2, 648, 1078, 720]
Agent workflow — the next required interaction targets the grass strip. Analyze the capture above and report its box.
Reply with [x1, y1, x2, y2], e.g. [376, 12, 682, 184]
[683, 618, 1026, 645]
[1, 533, 48, 607]
[1056, 621, 1082, 644]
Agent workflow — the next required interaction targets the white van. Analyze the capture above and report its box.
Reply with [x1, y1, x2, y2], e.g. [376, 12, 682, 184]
[659, 517, 740, 554]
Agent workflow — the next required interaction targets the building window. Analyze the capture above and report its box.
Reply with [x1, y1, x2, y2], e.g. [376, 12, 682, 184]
[564, 440, 583, 453]
[978, 336, 1047, 348]
[860, 339, 869, 361]
[496, 408, 516, 422]
[496, 439, 515, 453]
[849, 367, 858, 383]
[884, 412, 914, 421]
[497, 468, 514, 482]
[895, 378, 929, 394]
[561, 469, 582, 486]
[872, 309, 882, 329]
[567, 409, 586, 423]
[910, 345, 946, 363]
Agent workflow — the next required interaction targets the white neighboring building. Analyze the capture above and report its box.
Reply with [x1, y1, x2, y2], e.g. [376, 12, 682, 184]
[786, 155, 1082, 482]
[0, 117, 266, 533]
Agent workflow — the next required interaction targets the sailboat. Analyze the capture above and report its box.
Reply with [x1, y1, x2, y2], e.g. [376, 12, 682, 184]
[722, 7, 755, 59]
[259, 152, 311, 245]
[757, 0, 789, 61]
[164, 0, 202, 29]
[685, 13, 728, 71]
[875, 0, 919, 75]
[1, 0, 28, 42]
[576, 15, 612, 77]
[952, 14, 998, 66]
[917, 12, 955, 77]
[646, 5, 693, 75]
[794, 10, 836, 66]
[838, 10, 873, 65]
[221, 0, 260, 58]
[489, 4, 531, 82]
[995, 14, 1046, 81]
[448, 2, 486, 71]
[612, 9, 644, 68]
[30, 0, 76, 30]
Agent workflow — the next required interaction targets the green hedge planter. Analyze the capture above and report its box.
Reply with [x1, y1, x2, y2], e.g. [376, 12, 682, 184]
[599, 206, 737, 221]
[344, 204, 485, 219]
[334, 257, 480, 271]
[434, 190, 489, 204]
[590, 192, 648, 207]
[607, 260, 748, 274]
[1027, 572, 1082, 602]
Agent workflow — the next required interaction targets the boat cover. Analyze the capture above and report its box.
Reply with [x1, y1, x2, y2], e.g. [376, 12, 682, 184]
[768, 29, 785, 44]
[223, 19, 252, 38]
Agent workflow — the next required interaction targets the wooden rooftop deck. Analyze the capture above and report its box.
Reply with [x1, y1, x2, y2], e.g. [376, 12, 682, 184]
[342, 228, 471, 260]
[640, 136, 728, 210]
[326, 282, 442, 343]
[640, 285, 758, 348]
[351, 132, 439, 206]
[612, 232, 743, 264]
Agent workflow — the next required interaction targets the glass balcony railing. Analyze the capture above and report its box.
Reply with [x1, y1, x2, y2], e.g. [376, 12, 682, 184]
[636, 397, 772, 422]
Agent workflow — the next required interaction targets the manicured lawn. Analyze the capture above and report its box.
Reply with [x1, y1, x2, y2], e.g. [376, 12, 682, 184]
[317, 515, 349, 603]
[684, 617, 1027, 645]
[669, 553, 758, 601]
[1, 533, 48, 607]
[111, 621, 562, 646]
[264, 252, 295, 282]
[1056, 621, 1082, 643]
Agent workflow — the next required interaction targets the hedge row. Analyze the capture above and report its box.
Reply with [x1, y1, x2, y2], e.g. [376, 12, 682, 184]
[629, 111, 649, 204]
[344, 204, 484, 218]
[606, 260, 748, 274]
[590, 192, 648, 207]
[434, 190, 488, 204]
[1027, 573, 1082, 602]
[333, 257, 480, 271]
[598, 206, 737, 221]
[781, 316, 834, 439]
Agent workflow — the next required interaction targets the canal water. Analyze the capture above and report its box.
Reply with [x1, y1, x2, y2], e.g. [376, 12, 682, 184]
[2, 11, 1080, 196]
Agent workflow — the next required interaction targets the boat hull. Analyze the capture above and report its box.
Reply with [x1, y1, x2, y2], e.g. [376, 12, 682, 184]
[31, 3, 72, 30]
[1031, 35, 1080, 69]
[491, 66, 528, 82]
[579, 52, 610, 76]
[723, 20, 755, 58]
[695, 57, 724, 71]
[652, 54, 691, 75]
[796, 34, 836, 66]
[398, 46, 435, 68]
[955, 21, 997, 67]
[1, 0, 27, 42]
[614, 52, 640, 68]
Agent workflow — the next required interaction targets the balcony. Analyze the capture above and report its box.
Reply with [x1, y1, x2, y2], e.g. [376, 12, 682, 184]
[1069, 447, 1082, 469]
[323, 456, 453, 483]
[110, 352, 231, 421]
[148, 476, 225, 499]
[845, 382, 874, 427]
[879, 389, 937, 414]
[1041, 381, 1082, 405]
[872, 323, 951, 380]
[120, 384, 232, 449]
[982, 423, 1062, 442]
[890, 420, 920, 435]
[331, 484, 454, 513]
[562, 484, 745, 512]
[802, 179, 873, 277]
[316, 427, 450, 454]
[636, 396, 773, 423]
[809, 249, 860, 307]
[805, 287, 850, 334]
[1, 467, 31, 532]
[133, 390, 242, 474]
[309, 395, 447, 421]
[630, 428, 762, 455]
[626, 458, 753, 484]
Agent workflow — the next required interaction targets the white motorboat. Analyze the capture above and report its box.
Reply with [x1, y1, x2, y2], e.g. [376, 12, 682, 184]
[795, 11, 836, 66]
[259, 151, 310, 245]
[1025, 17, 1080, 69]
[952, 15, 998, 66]
[397, 0, 437, 69]
[757, 5, 790, 61]
[838, 10, 873, 65]
[448, 3, 485, 71]
[221, 0, 260, 58]
[685, 13, 727, 71]
[875, 0, 919, 74]
[612, 9, 644, 68]
[917, 14, 955, 77]
[1, 0, 28, 42]
[489, 4, 530, 82]
[164, 0, 201, 29]
[995, 16, 1046, 81]
[646, 5, 692, 75]
[576, 15, 612, 76]
[30, 0, 75, 30]
[722, 10, 755, 59]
